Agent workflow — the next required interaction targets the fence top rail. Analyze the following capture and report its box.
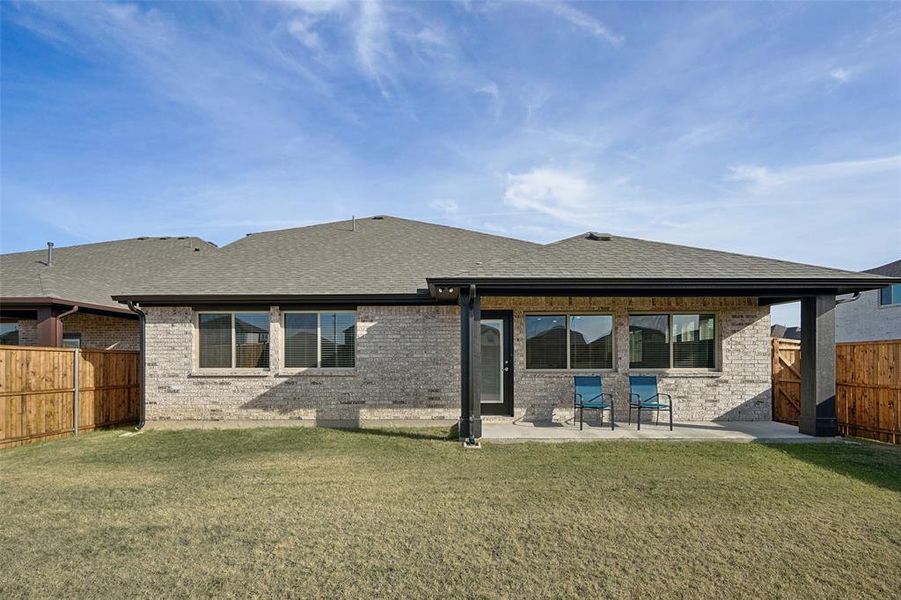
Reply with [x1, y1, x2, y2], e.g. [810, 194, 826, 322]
[836, 339, 901, 347]
[773, 338, 901, 347]
[0, 345, 139, 354]
[0, 344, 75, 352]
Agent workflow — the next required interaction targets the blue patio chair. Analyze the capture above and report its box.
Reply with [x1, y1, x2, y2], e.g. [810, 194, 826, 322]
[573, 375, 615, 431]
[628, 375, 673, 431]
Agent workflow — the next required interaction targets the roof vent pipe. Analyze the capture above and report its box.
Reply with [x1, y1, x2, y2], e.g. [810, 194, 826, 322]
[46, 242, 54, 266]
[352, 215, 356, 232]
[587, 232, 612, 241]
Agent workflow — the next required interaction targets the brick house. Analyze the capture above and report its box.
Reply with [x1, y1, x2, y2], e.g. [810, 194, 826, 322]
[0, 237, 216, 350]
[101, 216, 893, 440]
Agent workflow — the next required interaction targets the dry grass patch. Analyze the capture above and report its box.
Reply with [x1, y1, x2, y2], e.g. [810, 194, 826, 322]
[1, 427, 899, 598]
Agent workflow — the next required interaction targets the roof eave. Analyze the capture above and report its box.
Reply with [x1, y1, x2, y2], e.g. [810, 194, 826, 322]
[426, 276, 900, 298]
[0, 296, 136, 316]
[111, 293, 444, 307]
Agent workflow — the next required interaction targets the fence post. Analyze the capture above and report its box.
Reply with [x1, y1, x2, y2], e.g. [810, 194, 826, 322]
[73, 349, 80, 436]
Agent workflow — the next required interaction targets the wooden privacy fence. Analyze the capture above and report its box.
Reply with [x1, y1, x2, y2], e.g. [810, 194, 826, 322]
[772, 338, 901, 444]
[0, 345, 140, 448]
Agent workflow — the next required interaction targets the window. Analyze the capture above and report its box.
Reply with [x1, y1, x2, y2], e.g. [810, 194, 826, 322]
[879, 284, 901, 306]
[284, 311, 356, 369]
[525, 314, 613, 369]
[62, 333, 82, 348]
[197, 312, 269, 369]
[0, 320, 19, 345]
[629, 314, 716, 369]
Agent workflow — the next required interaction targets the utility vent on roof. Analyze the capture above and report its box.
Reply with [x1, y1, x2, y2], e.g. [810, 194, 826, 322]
[587, 232, 613, 241]
[159, 237, 170, 240]
[372, 215, 385, 220]
[137, 236, 148, 240]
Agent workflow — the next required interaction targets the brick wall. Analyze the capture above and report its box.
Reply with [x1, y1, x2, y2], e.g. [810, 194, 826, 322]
[15, 313, 139, 350]
[144, 305, 460, 422]
[143, 297, 770, 424]
[482, 296, 772, 422]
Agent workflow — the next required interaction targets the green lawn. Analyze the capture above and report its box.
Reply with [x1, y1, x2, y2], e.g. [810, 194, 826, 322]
[1, 428, 900, 599]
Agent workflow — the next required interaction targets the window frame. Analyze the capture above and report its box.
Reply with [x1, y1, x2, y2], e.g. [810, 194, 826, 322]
[628, 312, 718, 371]
[194, 311, 271, 370]
[0, 318, 19, 346]
[879, 284, 901, 307]
[524, 312, 615, 371]
[281, 310, 357, 370]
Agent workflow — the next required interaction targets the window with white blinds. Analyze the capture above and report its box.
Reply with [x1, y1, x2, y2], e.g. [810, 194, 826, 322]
[284, 311, 356, 369]
[197, 312, 270, 369]
[629, 313, 716, 369]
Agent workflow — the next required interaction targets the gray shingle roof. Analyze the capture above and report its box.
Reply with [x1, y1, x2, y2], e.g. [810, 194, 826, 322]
[116, 216, 539, 298]
[435, 233, 887, 281]
[0, 237, 217, 309]
[866, 259, 901, 278]
[4, 217, 892, 305]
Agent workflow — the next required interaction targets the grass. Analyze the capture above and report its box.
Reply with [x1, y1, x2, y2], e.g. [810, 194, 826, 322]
[1, 428, 900, 599]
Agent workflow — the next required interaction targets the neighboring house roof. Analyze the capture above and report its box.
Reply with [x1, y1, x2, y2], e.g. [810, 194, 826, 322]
[0, 237, 217, 312]
[771, 325, 800, 340]
[865, 259, 901, 278]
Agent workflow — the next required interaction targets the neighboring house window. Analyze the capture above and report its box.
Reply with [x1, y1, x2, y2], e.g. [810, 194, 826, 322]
[283, 311, 356, 368]
[197, 312, 270, 369]
[879, 284, 901, 306]
[0, 319, 19, 345]
[62, 333, 82, 348]
[629, 314, 716, 369]
[525, 314, 613, 369]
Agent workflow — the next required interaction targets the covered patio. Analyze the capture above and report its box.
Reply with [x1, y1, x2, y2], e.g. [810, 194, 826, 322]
[481, 419, 831, 443]
[429, 239, 892, 443]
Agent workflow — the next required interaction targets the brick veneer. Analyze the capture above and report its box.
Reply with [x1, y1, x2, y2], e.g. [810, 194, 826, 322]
[15, 312, 139, 350]
[143, 297, 770, 424]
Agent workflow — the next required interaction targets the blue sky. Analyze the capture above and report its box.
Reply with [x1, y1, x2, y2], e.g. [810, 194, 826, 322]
[2, 1, 900, 325]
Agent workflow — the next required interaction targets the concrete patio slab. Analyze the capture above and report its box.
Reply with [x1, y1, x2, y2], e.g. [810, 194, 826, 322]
[481, 420, 839, 443]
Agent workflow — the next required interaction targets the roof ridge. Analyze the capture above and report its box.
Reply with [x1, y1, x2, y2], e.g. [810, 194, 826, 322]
[1, 236, 214, 257]
[221, 215, 542, 249]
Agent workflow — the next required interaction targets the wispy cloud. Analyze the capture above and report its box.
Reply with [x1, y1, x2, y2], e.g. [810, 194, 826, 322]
[503, 167, 605, 224]
[726, 155, 901, 188]
[429, 199, 459, 215]
[536, 2, 623, 47]
[829, 67, 850, 83]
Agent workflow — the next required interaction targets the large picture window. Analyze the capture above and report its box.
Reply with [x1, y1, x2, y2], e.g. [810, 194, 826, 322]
[197, 312, 270, 369]
[629, 314, 715, 369]
[525, 314, 613, 370]
[284, 311, 356, 369]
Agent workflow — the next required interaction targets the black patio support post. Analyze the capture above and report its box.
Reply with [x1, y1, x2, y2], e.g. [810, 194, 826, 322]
[458, 285, 482, 442]
[798, 294, 837, 437]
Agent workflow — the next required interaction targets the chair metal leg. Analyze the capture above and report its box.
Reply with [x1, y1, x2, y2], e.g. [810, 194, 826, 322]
[628, 405, 631, 426]
[579, 406, 584, 431]
[656, 409, 660, 426]
[637, 407, 641, 431]
[669, 406, 673, 431]
[610, 406, 615, 431]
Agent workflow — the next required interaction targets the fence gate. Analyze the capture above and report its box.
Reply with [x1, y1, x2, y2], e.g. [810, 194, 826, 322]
[771, 338, 801, 425]
[771, 337, 900, 444]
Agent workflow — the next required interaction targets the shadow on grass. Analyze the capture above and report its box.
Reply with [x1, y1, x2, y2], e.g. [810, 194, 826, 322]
[771, 441, 901, 492]
[330, 426, 457, 442]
